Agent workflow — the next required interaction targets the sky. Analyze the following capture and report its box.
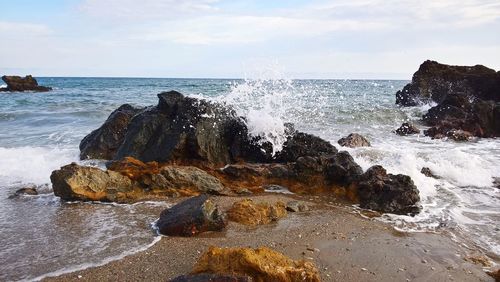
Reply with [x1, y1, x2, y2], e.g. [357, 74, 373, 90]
[1, 0, 500, 79]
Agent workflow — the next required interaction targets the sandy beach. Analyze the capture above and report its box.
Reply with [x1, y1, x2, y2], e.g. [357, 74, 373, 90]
[42, 194, 496, 282]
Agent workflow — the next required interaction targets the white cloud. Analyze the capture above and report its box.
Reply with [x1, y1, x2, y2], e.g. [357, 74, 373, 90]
[0, 21, 52, 38]
[79, 0, 219, 20]
[133, 15, 387, 45]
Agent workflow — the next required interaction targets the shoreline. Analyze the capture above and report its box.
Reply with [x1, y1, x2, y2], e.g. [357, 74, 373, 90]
[42, 194, 496, 281]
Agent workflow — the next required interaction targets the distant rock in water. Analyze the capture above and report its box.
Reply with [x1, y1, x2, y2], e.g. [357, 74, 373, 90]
[396, 60, 500, 106]
[396, 61, 500, 139]
[420, 167, 440, 179]
[395, 122, 420, 136]
[0, 75, 52, 92]
[8, 186, 38, 199]
[337, 133, 371, 148]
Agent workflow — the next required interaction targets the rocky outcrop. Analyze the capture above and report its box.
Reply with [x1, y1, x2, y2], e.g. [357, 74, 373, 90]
[395, 122, 420, 136]
[354, 166, 420, 215]
[227, 199, 287, 226]
[396, 60, 500, 106]
[396, 61, 500, 139]
[0, 75, 52, 92]
[170, 274, 251, 282]
[337, 133, 371, 148]
[156, 195, 226, 236]
[192, 246, 320, 282]
[51, 159, 226, 202]
[80, 104, 143, 160]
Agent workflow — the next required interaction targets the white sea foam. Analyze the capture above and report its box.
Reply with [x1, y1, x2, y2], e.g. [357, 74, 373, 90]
[30, 236, 162, 282]
[0, 146, 78, 186]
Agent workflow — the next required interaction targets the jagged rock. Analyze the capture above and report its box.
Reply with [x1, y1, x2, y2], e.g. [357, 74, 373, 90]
[51, 159, 226, 202]
[274, 132, 338, 162]
[396, 61, 500, 139]
[337, 133, 371, 148]
[192, 246, 320, 282]
[396, 60, 500, 106]
[420, 167, 440, 179]
[169, 274, 252, 282]
[227, 199, 287, 226]
[395, 122, 420, 135]
[1, 75, 51, 92]
[80, 104, 143, 160]
[354, 165, 421, 215]
[156, 195, 226, 236]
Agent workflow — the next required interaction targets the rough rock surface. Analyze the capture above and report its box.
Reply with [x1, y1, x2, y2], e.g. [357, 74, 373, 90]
[51, 159, 227, 202]
[396, 60, 500, 106]
[80, 104, 143, 160]
[354, 165, 421, 215]
[192, 246, 320, 282]
[169, 274, 252, 282]
[285, 201, 309, 212]
[227, 199, 287, 226]
[0, 75, 52, 92]
[396, 61, 500, 139]
[395, 122, 420, 136]
[156, 195, 226, 237]
[337, 133, 371, 148]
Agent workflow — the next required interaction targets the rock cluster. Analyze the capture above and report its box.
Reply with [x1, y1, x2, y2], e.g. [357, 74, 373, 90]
[0, 75, 52, 92]
[396, 60, 500, 139]
[51, 91, 421, 215]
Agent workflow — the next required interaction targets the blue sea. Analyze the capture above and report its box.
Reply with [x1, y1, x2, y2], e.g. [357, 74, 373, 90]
[0, 77, 499, 280]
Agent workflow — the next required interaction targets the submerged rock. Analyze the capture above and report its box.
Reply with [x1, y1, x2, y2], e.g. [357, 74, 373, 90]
[395, 122, 420, 136]
[80, 104, 143, 160]
[8, 186, 38, 198]
[420, 167, 440, 179]
[337, 133, 371, 148]
[156, 195, 226, 236]
[227, 199, 287, 226]
[169, 274, 251, 282]
[192, 246, 320, 282]
[354, 165, 421, 215]
[1, 75, 52, 92]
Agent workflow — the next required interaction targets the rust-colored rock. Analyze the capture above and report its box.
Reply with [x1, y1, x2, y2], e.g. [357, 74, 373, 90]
[227, 199, 287, 226]
[1, 75, 51, 92]
[487, 269, 500, 282]
[169, 274, 252, 282]
[192, 246, 320, 282]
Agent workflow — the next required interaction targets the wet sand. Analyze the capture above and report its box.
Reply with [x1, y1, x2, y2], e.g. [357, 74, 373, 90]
[43, 194, 496, 281]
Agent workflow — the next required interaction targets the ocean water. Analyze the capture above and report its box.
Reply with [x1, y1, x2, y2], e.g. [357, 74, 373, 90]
[0, 77, 499, 280]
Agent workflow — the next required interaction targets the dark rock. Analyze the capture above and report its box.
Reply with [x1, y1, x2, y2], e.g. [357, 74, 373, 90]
[355, 165, 420, 215]
[395, 122, 420, 135]
[493, 177, 500, 189]
[8, 186, 38, 198]
[396, 61, 500, 139]
[420, 167, 440, 179]
[322, 151, 363, 186]
[396, 60, 500, 106]
[169, 274, 252, 282]
[274, 132, 338, 162]
[1, 75, 52, 92]
[337, 133, 371, 148]
[80, 104, 144, 160]
[156, 195, 226, 236]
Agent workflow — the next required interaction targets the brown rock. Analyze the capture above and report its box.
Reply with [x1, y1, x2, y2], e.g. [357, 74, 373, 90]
[227, 199, 287, 226]
[337, 133, 371, 148]
[487, 269, 500, 282]
[8, 186, 38, 199]
[156, 195, 226, 237]
[1, 75, 51, 92]
[192, 246, 320, 282]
